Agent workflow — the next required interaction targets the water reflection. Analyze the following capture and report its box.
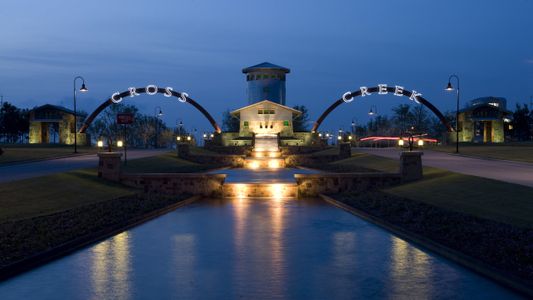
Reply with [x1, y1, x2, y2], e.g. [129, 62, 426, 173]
[390, 237, 432, 299]
[90, 232, 131, 300]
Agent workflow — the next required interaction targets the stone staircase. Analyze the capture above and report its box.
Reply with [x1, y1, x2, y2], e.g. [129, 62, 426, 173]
[244, 134, 285, 169]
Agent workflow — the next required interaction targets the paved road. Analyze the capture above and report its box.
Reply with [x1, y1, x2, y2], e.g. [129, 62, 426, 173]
[356, 148, 533, 188]
[0, 149, 166, 183]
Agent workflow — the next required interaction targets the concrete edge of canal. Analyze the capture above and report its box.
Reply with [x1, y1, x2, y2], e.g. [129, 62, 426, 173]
[0, 195, 202, 282]
[319, 194, 533, 298]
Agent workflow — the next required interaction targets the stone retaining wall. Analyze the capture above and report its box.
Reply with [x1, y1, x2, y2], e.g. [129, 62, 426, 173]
[295, 173, 402, 197]
[121, 173, 226, 197]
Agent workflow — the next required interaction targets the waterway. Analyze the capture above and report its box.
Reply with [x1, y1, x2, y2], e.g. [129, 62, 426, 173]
[0, 196, 520, 299]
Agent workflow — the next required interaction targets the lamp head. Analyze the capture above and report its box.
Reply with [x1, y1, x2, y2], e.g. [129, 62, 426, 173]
[79, 83, 88, 93]
[445, 82, 454, 91]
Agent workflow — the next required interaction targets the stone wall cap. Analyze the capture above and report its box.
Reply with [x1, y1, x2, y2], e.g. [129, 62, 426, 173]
[294, 172, 401, 178]
[400, 151, 424, 156]
[121, 172, 226, 179]
[97, 152, 123, 157]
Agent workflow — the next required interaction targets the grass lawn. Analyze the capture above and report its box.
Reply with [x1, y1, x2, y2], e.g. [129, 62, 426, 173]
[0, 169, 136, 223]
[322, 152, 533, 228]
[122, 151, 220, 173]
[0, 144, 97, 165]
[428, 142, 533, 163]
[0, 151, 219, 223]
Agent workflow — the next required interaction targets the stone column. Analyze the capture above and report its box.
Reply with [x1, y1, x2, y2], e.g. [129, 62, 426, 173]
[339, 142, 351, 159]
[177, 143, 190, 159]
[400, 151, 423, 182]
[97, 152, 122, 182]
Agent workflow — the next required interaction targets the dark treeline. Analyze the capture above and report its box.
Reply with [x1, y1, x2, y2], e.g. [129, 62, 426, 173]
[87, 103, 185, 148]
[0, 102, 29, 143]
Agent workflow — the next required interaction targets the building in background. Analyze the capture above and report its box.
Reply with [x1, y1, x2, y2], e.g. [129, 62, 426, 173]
[219, 62, 317, 146]
[29, 104, 88, 145]
[242, 62, 290, 105]
[457, 97, 511, 143]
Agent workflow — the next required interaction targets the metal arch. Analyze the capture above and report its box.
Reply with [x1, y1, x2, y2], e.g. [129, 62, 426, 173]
[311, 86, 454, 133]
[79, 87, 221, 134]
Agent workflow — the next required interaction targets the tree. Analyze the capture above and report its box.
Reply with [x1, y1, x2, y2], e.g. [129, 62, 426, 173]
[292, 105, 310, 132]
[511, 104, 531, 141]
[411, 105, 430, 133]
[391, 104, 413, 134]
[0, 102, 29, 143]
[221, 109, 239, 132]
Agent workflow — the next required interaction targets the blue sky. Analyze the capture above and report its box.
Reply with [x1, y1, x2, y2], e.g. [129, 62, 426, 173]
[1, 0, 532, 133]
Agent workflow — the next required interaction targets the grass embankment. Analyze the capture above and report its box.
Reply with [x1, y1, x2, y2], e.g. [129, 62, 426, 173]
[316, 151, 533, 228]
[0, 144, 97, 165]
[0, 151, 217, 223]
[428, 142, 533, 163]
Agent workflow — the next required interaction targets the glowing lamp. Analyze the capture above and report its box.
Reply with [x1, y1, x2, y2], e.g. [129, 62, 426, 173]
[97, 140, 104, 148]
[348, 135, 353, 140]
[398, 139, 404, 146]
[418, 139, 424, 146]
[203, 133, 207, 138]
[337, 136, 342, 140]
[445, 82, 454, 91]
[177, 136, 181, 141]
[210, 134, 214, 138]
[187, 136, 191, 141]
[117, 140, 123, 147]
[319, 133, 322, 137]
[79, 83, 88, 93]
[268, 159, 280, 169]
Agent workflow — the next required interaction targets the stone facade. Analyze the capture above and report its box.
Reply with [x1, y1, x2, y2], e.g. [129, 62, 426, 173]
[178, 143, 245, 167]
[97, 152, 123, 182]
[29, 104, 88, 145]
[121, 173, 226, 197]
[295, 173, 403, 198]
[400, 151, 423, 182]
[456, 97, 511, 143]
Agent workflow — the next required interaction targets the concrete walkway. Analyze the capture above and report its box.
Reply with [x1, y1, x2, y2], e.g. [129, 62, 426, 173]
[0, 149, 165, 183]
[356, 148, 533, 188]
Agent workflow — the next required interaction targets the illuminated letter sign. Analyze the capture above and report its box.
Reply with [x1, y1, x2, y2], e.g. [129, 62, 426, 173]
[109, 85, 188, 104]
[128, 87, 140, 97]
[360, 86, 371, 97]
[342, 91, 354, 103]
[378, 84, 388, 95]
[146, 85, 158, 95]
[394, 85, 404, 96]
[179, 92, 188, 103]
[164, 87, 173, 97]
[111, 92, 123, 104]
[409, 90, 422, 104]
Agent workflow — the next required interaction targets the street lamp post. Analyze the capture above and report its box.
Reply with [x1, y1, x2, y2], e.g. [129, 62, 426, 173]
[73, 76, 88, 153]
[154, 106, 163, 148]
[445, 75, 460, 153]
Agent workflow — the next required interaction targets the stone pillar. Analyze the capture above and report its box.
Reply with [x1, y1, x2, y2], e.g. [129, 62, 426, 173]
[400, 151, 423, 182]
[339, 143, 351, 159]
[177, 143, 190, 159]
[97, 152, 122, 182]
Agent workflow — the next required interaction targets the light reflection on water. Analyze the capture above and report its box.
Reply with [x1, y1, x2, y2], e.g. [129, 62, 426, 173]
[0, 198, 522, 300]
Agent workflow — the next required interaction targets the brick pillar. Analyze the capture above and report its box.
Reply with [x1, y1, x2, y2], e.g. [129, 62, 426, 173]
[97, 152, 122, 182]
[177, 143, 190, 159]
[339, 142, 351, 159]
[400, 151, 423, 182]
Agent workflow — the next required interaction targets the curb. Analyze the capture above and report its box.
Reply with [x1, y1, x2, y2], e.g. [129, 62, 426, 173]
[0, 195, 201, 282]
[319, 194, 533, 298]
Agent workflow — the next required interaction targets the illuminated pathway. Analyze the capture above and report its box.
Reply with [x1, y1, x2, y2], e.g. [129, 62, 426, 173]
[357, 148, 533, 188]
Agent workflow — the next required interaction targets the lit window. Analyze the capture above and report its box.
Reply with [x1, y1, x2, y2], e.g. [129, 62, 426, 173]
[269, 109, 275, 114]
[258, 109, 263, 114]
[243, 121, 249, 127]
[283, 120, 289, 126]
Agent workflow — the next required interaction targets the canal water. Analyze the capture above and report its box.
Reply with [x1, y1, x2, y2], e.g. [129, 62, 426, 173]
[0, 197, 520, 299]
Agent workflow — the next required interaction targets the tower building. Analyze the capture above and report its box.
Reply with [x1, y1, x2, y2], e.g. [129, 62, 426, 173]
[242, 62, 290, 105]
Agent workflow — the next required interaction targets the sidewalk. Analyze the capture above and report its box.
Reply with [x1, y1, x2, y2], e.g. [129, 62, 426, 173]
[355, 148, 533, 188]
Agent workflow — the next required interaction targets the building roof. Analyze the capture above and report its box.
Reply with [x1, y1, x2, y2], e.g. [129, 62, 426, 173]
[230, 100, 301, 116]
[242, 62, 290, 74]
[30, 104, 86, 116]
